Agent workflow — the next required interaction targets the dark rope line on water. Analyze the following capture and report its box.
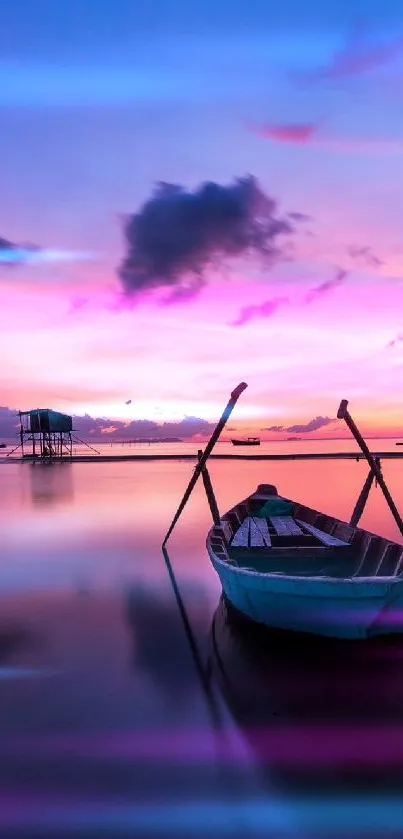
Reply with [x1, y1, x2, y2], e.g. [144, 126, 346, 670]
[161, 546, 224, 731]
[6, 451, 403, 463]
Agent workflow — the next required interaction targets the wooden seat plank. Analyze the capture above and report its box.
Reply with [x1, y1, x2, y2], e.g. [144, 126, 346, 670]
[269, 516, 303, 537]
[296, 519, 349, 546]
[231, 518, 250, 547]
[249, 517, 266, 547]
[251, 516, 271, 546]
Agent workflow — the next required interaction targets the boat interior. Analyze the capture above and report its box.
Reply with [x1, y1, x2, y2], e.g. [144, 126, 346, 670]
[209, 484, 403, 579]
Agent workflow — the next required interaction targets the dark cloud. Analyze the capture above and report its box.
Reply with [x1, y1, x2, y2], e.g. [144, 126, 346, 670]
[0, 237, 32, 267]
[348, 246, 383, 267]
[262, 425, 284, 432]
[118, 176, 293, 301]
[0, 237, 93, 270]
[161, 276, 205, 305]
[287, 212, 313, 222]
[230, 296, 289, 327]
[75, 414, 217, 440]
[286, 416, 336, 433]
[304, 267, 347, 304]
[262, 418, 336, 433]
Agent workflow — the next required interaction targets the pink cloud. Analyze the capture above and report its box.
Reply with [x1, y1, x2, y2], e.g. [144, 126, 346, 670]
[286, 415, 336, 433]
[304, 268, 348, 304]
[67, 290, 139, 317]
[348, 246, 383, 268]
[229, 268, 348, 327]
[68, 295, 90, 314]
[249, 122, 318, 144]
[250, 122, 403, 155]
[230, 296, 289, 327]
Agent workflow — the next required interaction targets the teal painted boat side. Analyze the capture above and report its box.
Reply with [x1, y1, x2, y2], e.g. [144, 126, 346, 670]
[206, 483, 403, 639]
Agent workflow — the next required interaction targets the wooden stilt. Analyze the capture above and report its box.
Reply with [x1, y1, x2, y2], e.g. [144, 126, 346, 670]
[162, 382, 247, 545]
[198, 449, 221, 526]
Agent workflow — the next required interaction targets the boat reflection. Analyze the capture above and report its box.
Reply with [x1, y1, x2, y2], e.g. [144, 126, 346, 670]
[209, 595, 403, 794]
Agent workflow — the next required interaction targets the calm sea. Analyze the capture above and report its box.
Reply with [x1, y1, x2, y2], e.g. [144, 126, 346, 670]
[1, 441, 403, 837]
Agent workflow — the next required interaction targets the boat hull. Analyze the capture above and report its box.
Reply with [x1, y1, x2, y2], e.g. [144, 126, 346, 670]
[208, 549, 403, 640]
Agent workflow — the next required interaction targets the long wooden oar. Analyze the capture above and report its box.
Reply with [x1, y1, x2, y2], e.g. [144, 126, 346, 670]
[338, 399, 403, 536]
[162, 382, 247, 546]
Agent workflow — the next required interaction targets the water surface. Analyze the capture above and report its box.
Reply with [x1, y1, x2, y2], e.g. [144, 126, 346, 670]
[1, 448, 403, 836]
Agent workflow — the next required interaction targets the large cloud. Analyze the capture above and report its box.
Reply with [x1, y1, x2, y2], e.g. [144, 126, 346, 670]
[286, 416, 336, 433]
[118, 176, 293, 301]
[262, 417, 336, 434]
[76, 415, 217, 440]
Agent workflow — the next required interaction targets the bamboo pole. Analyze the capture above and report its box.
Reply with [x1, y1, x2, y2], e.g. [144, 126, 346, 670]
[198, 449, 221, 526]
[338, 399, 403, 536]
[162, 382, 247, 545]
[349, 457, 381, 528]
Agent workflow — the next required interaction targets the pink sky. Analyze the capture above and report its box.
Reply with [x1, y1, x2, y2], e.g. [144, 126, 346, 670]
[1, 263, 403, 437]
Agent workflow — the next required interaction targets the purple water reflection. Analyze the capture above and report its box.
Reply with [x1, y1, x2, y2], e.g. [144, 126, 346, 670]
[0, 454, 403, 836]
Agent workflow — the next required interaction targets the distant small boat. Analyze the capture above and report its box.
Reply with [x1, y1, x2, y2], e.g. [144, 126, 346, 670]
[207, 483, 403, 639]
[231, 437, 260, 446]
[0, 443, 6, 449]
[396, 442, 403, 446]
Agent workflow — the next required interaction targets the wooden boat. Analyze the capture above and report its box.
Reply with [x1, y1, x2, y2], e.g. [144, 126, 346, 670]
[164, 385, 403, 640]
[207, 482, 403, 639]
[396, 442, 403, 446]
[231, 437, 260, 446]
